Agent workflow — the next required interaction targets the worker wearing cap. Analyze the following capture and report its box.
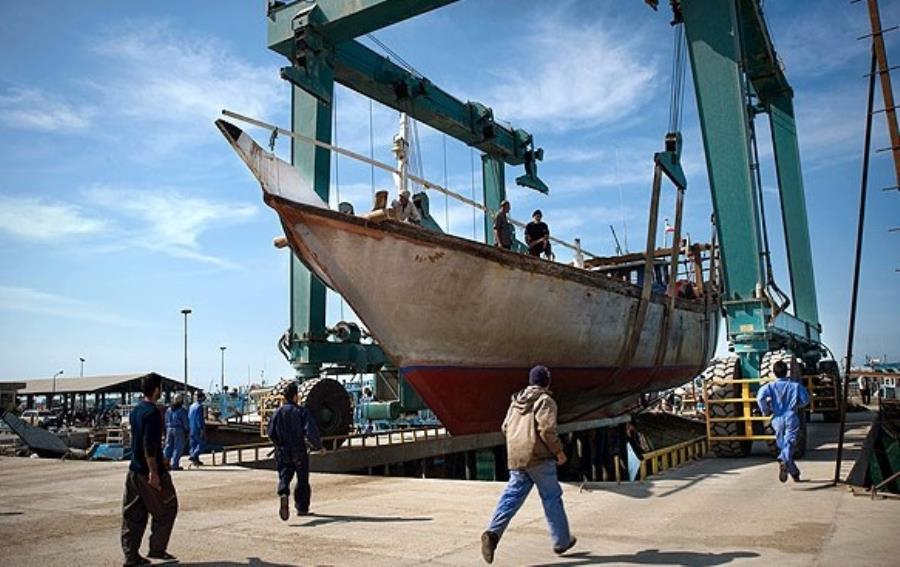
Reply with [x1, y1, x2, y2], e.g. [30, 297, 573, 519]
[525, 209, 553, 259]
[757, 360, 810, 483]
[187, 392, 206, 467]
[163, 394, 189, 470]
[493, 200, 514, 250]
[390, 189, 422, 224]
[268, 381, 323, 520]
[481, 365, 576, 564]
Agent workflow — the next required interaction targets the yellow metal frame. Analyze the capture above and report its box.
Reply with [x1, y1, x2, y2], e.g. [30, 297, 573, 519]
[804, 373, 838, 414]
[638, 436, 709, 480]
[704, 376, 775, 443]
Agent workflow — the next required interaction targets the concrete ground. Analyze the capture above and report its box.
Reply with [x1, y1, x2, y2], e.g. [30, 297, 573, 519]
[0, 413, 896, 567]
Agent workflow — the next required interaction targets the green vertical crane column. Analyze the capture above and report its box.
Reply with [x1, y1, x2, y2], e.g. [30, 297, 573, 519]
[768, 93, 820, 329]
[681, 0, 768, 376]
[482, 154, 506, 246]
[289, 83, 334, 379]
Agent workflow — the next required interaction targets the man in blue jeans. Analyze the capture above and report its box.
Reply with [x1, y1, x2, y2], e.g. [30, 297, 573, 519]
[188, 391, 206, 467]
[757, 360, 810, 482]
[481, 365, 576, 564]
[163, 394, 189, 470]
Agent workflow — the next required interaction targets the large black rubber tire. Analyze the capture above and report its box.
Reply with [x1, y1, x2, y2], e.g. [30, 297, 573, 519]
[760, 350, 806, 459]
[298, 377, 353, 449]
[704, 357, 752, 458]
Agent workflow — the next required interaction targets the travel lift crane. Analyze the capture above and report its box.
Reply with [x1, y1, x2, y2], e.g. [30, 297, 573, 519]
[261, 0, 836, 454]
[262, 0, 548, 439]
[652, 0, 840, 456]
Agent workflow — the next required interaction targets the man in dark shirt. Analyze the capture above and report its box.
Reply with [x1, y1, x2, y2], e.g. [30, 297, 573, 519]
[267, 381, 324, 521]
[121, 374, 178, 566]
[525, 209, 553, 259]
[493, 200, 514, 250]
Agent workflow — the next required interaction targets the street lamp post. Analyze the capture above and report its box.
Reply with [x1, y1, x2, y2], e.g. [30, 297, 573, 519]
[79, 357, 85, 378]
[219, 346, 227, 392]
[181, 308, 192, 396]
[51, 370, 63, 410]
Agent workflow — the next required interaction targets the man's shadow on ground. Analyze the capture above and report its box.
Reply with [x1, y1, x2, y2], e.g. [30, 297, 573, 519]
[532, 548, 759, 566]
[290, 512, 432, 528]
[179, 559, 294, 567]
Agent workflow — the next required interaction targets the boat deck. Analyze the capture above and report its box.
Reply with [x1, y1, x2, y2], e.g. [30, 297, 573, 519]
[0, 413, 894, 566]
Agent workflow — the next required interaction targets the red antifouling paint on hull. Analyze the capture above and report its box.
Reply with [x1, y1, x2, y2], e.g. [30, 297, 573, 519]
[402, 366, 701, 435]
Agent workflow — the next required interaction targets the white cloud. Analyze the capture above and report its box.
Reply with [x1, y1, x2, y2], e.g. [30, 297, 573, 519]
[0, 195, 108, 241]
[485, 14, 659, 130]
[87, 22, 284, 153]
[0, 87, 95, 132]
[87, 186, 259, 268]
[0, 286, 138, 327]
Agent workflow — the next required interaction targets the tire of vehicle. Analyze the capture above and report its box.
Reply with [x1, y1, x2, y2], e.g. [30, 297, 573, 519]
[297, 377, 353, 449]
[704, 357, 752, 458]
[760, 350, 806, 459]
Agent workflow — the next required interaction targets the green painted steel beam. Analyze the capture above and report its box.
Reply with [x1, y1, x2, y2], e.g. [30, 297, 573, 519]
[481, 155, 505, 246]
[768, 94, 820, 328]
[333, 40, 537, 168]
[268, 0, 459, 55]
[682, 0, 765, 302]
[736, 0, 790, 100]
[289, 85, 332, 377]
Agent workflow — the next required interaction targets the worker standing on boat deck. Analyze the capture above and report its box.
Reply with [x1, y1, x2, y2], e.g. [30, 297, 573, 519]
[187, 391, 206, 467]
[756, 360, 810, 483]
[163, 394, 189, 470]
[481, 365, 576, 564]
[267, 381, 324, 520]
[493, 200, 514, 250]
[390, 189, 421, 224]
[121, 373, 179, 566]
[525, 209, 553, 259]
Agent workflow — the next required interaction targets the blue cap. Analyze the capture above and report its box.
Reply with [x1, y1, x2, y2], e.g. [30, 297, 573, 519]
[529, 365, 551, 387]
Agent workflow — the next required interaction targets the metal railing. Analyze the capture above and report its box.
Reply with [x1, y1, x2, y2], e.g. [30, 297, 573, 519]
[637, 435, 708, 480]
[704, 377, 775, 442]
[207, 425, 448, 466]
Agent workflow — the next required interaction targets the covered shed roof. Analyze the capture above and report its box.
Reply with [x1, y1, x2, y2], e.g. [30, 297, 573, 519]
[12, 373, 200, 396]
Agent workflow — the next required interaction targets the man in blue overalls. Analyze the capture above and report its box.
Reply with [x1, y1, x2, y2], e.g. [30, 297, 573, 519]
[163, 394, 189, 470]
[757, 360, 810, 482]
[188, 391, 206, 467]
[267, 381, 323, 521]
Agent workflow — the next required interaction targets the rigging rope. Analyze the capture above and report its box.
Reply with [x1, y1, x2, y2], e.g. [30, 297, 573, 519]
[470, 148, 477, 239]
[333, 93, 344, 320]
[668, 23, 687, 133]
[442, 134, 449, 232]
[369, 98, 375, 196]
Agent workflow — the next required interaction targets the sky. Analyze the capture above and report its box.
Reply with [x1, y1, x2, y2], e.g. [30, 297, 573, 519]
[0, 0, 897, 390]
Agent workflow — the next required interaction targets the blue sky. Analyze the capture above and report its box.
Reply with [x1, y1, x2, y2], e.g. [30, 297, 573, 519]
[1, 0, 897, 389]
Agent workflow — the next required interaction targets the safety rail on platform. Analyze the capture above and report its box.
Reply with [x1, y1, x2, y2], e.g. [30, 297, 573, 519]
[636, 435, 708, 481]
[704, 377, 776, 443]
[208, 425, 448, 466]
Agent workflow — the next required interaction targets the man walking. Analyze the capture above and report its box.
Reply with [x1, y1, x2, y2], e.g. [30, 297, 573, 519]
[188, 391, 206, 467]
[757, 360, 810, 482]
[267, 381, 324, 520]
[163, 395, 189, 470]
[121, 374, 178, 566]
[481, 365, 576, 564]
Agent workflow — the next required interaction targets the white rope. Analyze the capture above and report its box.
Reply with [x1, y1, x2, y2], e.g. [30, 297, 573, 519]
[221, 109, 598, 258]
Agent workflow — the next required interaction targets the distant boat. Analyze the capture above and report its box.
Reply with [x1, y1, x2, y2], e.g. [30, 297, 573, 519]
[217, 119, 719, 435]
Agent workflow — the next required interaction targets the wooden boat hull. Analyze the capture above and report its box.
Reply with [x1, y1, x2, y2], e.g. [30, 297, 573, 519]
[218, 120, 718, 435]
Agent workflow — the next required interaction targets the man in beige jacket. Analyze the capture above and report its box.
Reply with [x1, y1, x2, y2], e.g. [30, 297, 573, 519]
[481, 365, 576, 563]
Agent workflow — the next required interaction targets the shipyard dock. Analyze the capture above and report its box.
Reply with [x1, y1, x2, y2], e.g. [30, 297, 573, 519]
[0, 413, 895, 567]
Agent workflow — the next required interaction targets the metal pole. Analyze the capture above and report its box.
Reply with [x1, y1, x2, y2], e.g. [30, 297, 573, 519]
[834, 50, 877, 485]
[79, 357, 85, 378]
[181, 308, 192, 396]
[220, 346, 226, 391]
[52, 370, 63, 410]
